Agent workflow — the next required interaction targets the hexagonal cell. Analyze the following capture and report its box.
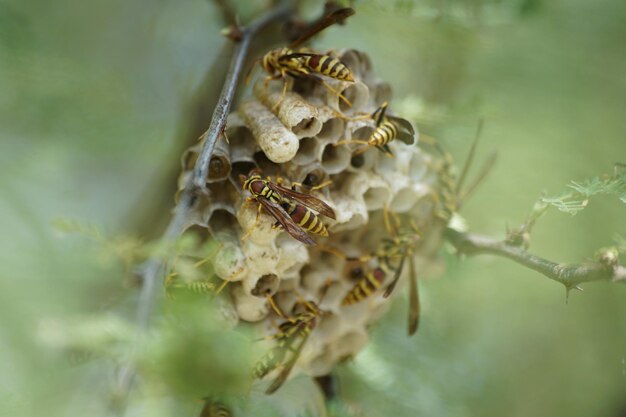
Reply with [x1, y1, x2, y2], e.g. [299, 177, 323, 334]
[248, 273, 280, 298]
[321, 143, 351, 174]
[317, 117, 345, 143]
[337, 81, 369, 114]
[292, 137, 321, 166]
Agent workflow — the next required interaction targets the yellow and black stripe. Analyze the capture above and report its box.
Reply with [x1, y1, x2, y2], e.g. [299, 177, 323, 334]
[342, 267, 386, 305]
[303, 54, 354, 81]
[281, 200, 328, 236]
[369, 120, 398, 148]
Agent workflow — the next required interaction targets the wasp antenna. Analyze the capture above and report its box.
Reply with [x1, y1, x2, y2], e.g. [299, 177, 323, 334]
[267, 295, 288, 319]
[458, 149, 497, 206]
[456, 119, 484, 196]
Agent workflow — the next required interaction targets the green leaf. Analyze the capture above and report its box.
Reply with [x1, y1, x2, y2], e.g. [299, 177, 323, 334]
[541, 167, 626, 215]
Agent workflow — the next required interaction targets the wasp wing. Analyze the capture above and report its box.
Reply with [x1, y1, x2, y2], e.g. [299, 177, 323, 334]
[258, 198, 316, 245]
[407, 255, 420, 336]
[278, 52, 320, 62]
[288, 7, 355, 49]
[268, 183, 336, 219]
[383, 253, 406, 298]
[372, 102, 388, 126]
[388, 116, 416, 145]
[265, 328, 311, 394]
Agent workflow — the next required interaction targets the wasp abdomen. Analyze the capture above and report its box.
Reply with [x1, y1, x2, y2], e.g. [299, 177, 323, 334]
[370, 120, 398, 147]
[282, 201, 329, 236]
[304, 55, 354, 82]
[342, 267, 386, 305]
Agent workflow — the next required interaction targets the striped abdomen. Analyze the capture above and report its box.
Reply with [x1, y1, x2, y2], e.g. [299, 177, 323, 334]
[303, 54, 354, 81]
[281, 200, 328, 236]
[342, 267, 386, 305]
[368, 120, 398, 147]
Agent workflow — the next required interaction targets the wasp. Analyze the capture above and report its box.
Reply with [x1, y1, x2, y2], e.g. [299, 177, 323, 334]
[321, 207, 421, 335]
[317, 246, 389, 306]
[250, 7, 356, 109]
[337, 102, 415, 156]
[341, 265, 387, 305]
[376, 207, 421, 335]
[199, 398, 231, 417]
[239, 169, 335, 245]
[253, 300, 322, 394]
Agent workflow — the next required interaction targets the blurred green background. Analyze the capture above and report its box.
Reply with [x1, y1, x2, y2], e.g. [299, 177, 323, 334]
[1, 0, 625, 416]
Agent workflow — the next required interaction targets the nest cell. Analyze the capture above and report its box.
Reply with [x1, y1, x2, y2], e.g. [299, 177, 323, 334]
[320, 143, 351, 174]
[246, 273, 280, 298]
[389, 186, 420, 213]
[240, 99, 299, 163]
[206, 206, 238, 239]
[337, 81, 369, 115]
[207, 137, 232, 182]
[232, 284, 269, 322]
[317, 113, 345, 143]
[371, 80, 392, 107]
[291, 137, 321, 166]
[332, 329, 368, 362]
[213, 241, 246, 281]
[253, 84, 323, 139]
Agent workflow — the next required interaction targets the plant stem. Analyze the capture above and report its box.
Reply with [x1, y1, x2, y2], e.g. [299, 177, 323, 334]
[112, 2, 295, 414]
[444, 228, 626, 286]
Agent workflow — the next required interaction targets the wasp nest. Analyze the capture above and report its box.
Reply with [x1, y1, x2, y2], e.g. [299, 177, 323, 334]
[178, 49, 446, 387]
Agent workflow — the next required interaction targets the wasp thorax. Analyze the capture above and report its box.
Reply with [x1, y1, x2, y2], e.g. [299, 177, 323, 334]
[178, 47, 448, 394]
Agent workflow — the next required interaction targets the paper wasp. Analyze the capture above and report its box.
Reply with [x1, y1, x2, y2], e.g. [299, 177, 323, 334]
[337, 101, 415, 156]
[342, 265, 387, 305]
[250, 7, 356, 109]
[321, 207, 421, 335]
[253, 299, 323, 394]
[240, 169, 335, 245]
[377, 207, 421, 336]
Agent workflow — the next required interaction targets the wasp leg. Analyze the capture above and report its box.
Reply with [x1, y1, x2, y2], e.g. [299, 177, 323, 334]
[317, 244, 372, 263]
[334, 139, 369, 148]
[215, 267, 244, 295]
[290, 179, 333, 192]
[267, 294, 289, 319]
[271, 71, 292, 112]
[383, 204, 400, 238]
[319, 78, 352, 108]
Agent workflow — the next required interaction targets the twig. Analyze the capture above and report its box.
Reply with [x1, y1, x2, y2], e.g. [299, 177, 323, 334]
[192, 0, 295, 190]
[444, 228, 626, 287]
[112, 1, 295, 414]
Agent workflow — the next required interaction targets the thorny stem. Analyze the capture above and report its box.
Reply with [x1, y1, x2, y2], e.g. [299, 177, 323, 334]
[444, 228, 626, 287]
[113, 1, 295, 414]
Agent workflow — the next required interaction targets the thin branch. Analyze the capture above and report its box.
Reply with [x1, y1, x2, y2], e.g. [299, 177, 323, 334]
[192, 0, 295, 190]
[112, 1, 296, 414]
[444, 228, 626, 287]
